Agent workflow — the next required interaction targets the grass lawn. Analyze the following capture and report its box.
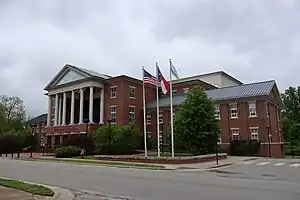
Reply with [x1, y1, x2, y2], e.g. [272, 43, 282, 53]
[30, 157, 166, 169]
[285, 155, 300, 159]
[0, 178, 54, 196]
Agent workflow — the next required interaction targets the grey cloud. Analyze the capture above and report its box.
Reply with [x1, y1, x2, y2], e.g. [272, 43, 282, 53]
[0, 0, 298, 116]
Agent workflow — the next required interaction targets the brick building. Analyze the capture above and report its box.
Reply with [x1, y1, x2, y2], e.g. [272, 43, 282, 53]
[42, 64, 284, 157]
[26, 113, 47, 149]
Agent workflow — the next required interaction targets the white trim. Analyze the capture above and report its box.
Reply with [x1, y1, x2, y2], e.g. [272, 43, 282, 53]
[214, 105, 220, 119]
[129, 86, 135, 99]
[109, 105, 117, 124]
[110, 86, 117, 98]
[230, 103, 238, 119]
[249, 127, 259, 140]
[48, 80, 104, 95]
[146, 113, 151, 124]
[231, 128, 239, 140]
[248, 101, 257, 118]
[129, 105, 135, 124]
[159, 110, 163, 124]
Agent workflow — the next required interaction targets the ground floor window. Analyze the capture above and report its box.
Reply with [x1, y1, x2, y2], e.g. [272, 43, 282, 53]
[231, 128, 239, 140]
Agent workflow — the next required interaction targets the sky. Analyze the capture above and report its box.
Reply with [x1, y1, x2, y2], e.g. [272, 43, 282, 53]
[0, 0, 299, 117]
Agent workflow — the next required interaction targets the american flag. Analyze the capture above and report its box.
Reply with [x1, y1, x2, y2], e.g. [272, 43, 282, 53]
[143, 69, 158, 85]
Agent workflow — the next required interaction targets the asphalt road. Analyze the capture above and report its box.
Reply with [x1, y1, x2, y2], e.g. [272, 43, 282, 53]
[0, 158, 299, 200]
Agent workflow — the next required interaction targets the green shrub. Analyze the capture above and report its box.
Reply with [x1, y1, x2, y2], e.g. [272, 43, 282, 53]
[93, 124, 141, 155]
[54, 146, 82, 158]
[230, 140, 260, 156]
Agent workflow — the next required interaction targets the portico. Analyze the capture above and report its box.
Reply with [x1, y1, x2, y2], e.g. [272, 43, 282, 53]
[44, 64, 110, 143]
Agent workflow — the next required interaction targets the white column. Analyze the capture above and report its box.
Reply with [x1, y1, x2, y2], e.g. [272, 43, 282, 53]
[70, 90, 75, 124]
[62, 92, 67, 125]
[79, 88, 84, 124]
[54, 94, 59, 126]
[100, 88, 104, 124]
[58, 94, 62, 125]
[47, 95, 51, 127]
[89, 86, 94, 123]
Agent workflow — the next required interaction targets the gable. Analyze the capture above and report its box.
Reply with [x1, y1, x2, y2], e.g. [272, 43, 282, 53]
[44, 64, 92, 90]
[55, 70, 86, 86]
[269, 85, 283, 106]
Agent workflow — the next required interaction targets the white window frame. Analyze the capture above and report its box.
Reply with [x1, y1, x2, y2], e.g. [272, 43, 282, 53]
[214, 105, 220, 119]
[231, 128, 239, 140]
[129, 86, 135, 99]
[159, 130, 163, 144]
[183, 88, 189, 94]
[146, 113, 151, 124]
[159, 111, 163, 124]
[230, 103, 238, 119]
[250, 127, 259, 140]
[110, 86, 117, 98]
[110, 105, 117, 124]
[248, 101, 257, 117]
[129, 106, 135, 124]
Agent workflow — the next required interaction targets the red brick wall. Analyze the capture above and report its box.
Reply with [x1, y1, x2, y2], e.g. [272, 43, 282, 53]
[104, 79, 124, 124]
[146, 98, 284, 158]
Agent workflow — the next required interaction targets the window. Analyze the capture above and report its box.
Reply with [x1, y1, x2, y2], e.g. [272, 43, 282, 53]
[129, 106, 135, 124]
[214, 105, 220, 119]
[146, 132, 152, 139]
[231, 129, 239, 140]
[230, 103, 238, 119]
[146, 113, 151, 124]
[172, 89, 177, 95]
[250, 127, 259, 140]
[110, 86, 117, 98]
[159, 131, 163, 144]
[248, 101, 257, 117]
[129, 86, 135, 98]
[183, 88, 189, 94]
[159, 111, 163, 124]
[110, 106, 116, 123]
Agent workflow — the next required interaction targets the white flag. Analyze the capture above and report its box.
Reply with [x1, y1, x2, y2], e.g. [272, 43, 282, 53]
[169, 59, 179, 79]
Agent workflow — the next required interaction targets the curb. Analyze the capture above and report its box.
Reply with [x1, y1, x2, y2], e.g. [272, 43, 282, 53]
[25, 158, 167, 171]
[0, 177, 74, 200]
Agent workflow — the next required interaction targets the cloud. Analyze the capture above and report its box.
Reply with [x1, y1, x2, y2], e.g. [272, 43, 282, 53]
[0, 0, 299, 116]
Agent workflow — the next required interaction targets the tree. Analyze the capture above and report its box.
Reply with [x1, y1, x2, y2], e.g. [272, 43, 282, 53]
[174, 86, 220, 154]
[0, 95, 26, 131]
[288, 123, 300, 156]
[281, 87, 300, 122]
[93, 124, 141, 155]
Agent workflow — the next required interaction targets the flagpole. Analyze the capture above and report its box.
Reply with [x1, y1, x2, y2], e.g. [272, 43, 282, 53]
[142, 66, 148, 157]
[156, 62, 161, 157]
[169, 59, 175, 158]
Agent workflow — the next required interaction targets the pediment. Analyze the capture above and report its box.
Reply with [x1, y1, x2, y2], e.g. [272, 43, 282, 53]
[56, 70, 86, 86]
[45, 64, 91, 90]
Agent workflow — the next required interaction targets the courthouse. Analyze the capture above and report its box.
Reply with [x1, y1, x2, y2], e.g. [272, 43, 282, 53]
[30, 64, 284, 157]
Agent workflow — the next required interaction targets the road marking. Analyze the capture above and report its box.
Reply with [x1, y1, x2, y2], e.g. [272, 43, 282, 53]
[274, 163, 285, 166]
[257, 162, 270, 166]
[244, 161, 255, 165]
[290, 163, 300, 167]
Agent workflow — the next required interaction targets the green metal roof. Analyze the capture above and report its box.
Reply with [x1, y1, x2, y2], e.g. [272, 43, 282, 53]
[146, 80, 277, 109]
